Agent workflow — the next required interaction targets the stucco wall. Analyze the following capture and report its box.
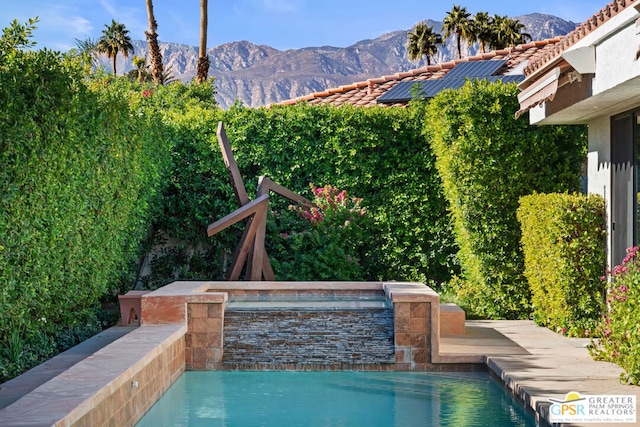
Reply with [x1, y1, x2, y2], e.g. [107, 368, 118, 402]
[587, 116, 613, 268]
[592, 16, 640, 95]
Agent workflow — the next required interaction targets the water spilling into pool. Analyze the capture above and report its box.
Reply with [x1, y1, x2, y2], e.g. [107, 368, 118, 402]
[136, 371, 536, 426]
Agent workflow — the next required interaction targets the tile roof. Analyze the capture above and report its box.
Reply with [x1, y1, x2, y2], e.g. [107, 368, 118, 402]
[523, 0, 638, 78]
[273, 38, 563, 108]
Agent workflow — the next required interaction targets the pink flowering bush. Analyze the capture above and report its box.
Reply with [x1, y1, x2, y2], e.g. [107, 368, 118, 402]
[294, 184, 367, 227]
[589, 246, 640, 385]
[268, 184, 370, 280]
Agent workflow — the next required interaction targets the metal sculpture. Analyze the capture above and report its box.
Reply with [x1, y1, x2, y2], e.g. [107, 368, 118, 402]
[207, 122, 308, 280]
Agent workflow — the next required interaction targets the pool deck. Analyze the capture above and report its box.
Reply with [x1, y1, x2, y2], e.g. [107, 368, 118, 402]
[441, 320, 639, 426]
[0, 320, 637, 426]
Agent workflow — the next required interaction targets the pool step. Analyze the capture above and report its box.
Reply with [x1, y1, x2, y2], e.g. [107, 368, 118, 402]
[222, 308, 395, 368]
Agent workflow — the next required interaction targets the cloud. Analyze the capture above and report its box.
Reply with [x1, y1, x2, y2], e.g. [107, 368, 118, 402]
[99, 0, 147, 40]
[31, 5, 94, 43]
[54, 14, 93, 36]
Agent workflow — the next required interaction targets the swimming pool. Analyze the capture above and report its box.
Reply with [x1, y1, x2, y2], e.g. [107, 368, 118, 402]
[136, 371, 536, 426]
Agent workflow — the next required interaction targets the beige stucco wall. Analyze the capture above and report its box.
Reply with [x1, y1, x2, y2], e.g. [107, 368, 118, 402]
[587, 116, 613, 268]
[592, 21, 640, 95]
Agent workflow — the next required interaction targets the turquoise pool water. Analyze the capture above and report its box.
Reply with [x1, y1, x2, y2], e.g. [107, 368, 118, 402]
[136, 371, 536, 426]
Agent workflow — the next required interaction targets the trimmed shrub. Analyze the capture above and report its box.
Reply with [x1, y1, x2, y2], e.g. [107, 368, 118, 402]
[0, 33, 172, 380]
[138, 97, 231, 288]
[517, 192, 606, 336]
[425, 80, 586, 319]
[590, 247, 640, 385]
[146, 103, 459, 286]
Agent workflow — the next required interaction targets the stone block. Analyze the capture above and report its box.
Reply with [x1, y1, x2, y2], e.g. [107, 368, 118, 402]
[117, 291, 151, 326]
[440, 303, 465, 336]
[393, 303, 411, 318]
[410, 302, 428, 318]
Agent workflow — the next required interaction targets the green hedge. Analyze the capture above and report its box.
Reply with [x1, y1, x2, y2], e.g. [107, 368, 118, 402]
[146, 103, 459, 285]
[0, 41, 172, 380]
[425, 80, 586, 319]
[517, 192, 606, 336]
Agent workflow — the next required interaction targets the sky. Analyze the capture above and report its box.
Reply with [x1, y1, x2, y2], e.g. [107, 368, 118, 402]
[1, 0, 610, 52]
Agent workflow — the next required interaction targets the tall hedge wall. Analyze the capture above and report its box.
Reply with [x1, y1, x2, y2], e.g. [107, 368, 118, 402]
[0, 47, 172, 379]
[517, 192, 606, 336]
[425, 80, 586, 319]
[146, 103, 459, 285]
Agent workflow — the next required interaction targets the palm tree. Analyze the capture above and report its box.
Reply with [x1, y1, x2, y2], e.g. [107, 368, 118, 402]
[407, 22, 442, 66]
[132, 55, 147, 83]
[73, 37, 100, 68]
[196, 0, 210, 83]
[442, 5, 473, 59]
[472, 12, 492, 53]
[506, 17, 532, 47]
[489, 15, 531, 50]
[145, 0, 164, 85]
[96, 20, 134, 75]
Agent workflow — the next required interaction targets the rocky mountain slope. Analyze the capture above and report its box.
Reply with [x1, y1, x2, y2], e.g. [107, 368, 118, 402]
[102, 14, 577, 108]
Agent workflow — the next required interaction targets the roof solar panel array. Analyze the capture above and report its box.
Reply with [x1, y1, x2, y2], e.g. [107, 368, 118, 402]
[444, 59, 507, 79]
[377, 59, 523, 104]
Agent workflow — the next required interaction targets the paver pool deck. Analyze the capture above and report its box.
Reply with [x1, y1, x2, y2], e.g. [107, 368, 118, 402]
[441, 320, 639, 426]
[0, 320, 638, 426]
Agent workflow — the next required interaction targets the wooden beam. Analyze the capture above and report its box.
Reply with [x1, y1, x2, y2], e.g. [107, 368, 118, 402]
[207, 194, 269, 237]
[257, 176, 309, 204]
[249, 207, 267, 281]
[217, 122, 250, 206]
[227, 200, 268, 281]
[209, 123, 313, 281]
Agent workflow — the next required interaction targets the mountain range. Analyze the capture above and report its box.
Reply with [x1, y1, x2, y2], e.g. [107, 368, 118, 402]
[100, 14, 577, 109]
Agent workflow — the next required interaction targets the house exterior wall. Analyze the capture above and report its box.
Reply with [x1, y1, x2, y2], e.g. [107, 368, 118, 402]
[587, 116, 614, 268]
[524, 5, 640, 269]
[592, 22, 640, 95]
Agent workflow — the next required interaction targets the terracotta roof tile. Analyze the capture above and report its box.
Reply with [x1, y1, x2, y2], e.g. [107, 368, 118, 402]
[273, 38, 561, 108]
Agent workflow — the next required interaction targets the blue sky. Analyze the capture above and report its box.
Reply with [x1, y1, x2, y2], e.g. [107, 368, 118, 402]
[1, 0, 609, 52]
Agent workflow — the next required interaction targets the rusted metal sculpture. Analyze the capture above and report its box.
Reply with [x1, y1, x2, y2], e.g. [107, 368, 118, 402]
[207, 122, 308, 280]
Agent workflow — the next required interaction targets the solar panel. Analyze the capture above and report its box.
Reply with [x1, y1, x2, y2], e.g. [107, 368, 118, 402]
[376, 73, 525, 104]
[376, 81, 427, 104]
[444, 59, 507, 79]
[491, 75, 525, 84]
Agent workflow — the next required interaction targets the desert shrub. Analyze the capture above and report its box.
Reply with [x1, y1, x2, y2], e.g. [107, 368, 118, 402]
[517, 192, 606, 336]
[590, 247, 640, 385]
[425, 80, 586, 319]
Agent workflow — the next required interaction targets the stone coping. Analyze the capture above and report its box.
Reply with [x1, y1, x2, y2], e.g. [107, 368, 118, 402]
[207, 281, 387, 291]
[383, 282, 440, 302]
[0, 326, 136, 411]
[0, 324, 186, 426]
[147, 280, 440, 298]
[140, 281, 441, 324]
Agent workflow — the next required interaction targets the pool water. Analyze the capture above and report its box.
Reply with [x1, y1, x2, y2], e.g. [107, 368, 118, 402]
[225, 292, 391, 309]
[136, 371, 536, 426]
